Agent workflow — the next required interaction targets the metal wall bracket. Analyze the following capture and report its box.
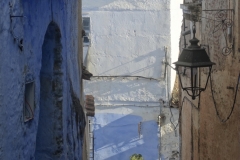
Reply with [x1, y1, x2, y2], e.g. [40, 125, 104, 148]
[202, 9, 234, 56]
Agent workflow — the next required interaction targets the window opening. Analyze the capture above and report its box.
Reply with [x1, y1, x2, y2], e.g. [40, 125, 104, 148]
[24, 81, 35, 122]
[83, 17, 91, 46]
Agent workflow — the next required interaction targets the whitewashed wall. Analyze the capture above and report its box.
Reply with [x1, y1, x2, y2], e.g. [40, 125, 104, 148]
[83, 0, 180, 159]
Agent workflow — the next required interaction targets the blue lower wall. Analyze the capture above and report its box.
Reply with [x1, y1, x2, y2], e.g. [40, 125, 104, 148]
[93, 113, 159, 160]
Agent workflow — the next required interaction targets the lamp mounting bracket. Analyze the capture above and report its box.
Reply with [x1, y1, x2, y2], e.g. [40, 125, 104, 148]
[202, 9, 234, 56]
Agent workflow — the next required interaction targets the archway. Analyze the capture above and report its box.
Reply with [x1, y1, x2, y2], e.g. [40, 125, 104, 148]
[35, 21, 63, 159]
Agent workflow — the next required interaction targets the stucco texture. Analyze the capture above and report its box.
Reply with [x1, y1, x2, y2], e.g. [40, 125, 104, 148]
[0, 0, 84, 159]
[83, 0, 179, 159]
[83, 0, 170, 79]
[179, 0, 240, 160]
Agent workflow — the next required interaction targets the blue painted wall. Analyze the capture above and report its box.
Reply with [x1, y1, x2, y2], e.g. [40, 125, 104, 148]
[0, 1, 84, 159]
[93, 113, 159, 160]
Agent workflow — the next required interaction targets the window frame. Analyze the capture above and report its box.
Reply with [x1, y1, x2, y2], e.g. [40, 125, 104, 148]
[82, 17, 91, 46]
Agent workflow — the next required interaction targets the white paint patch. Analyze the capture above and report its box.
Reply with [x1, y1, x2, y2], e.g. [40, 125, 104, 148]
[84, 78, 165, 103]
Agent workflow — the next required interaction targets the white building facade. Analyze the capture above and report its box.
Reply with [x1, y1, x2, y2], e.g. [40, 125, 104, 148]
[82, 0, 181, 159]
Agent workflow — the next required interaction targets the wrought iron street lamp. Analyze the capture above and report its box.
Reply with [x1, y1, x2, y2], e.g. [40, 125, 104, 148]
[173, 24, 215, 100]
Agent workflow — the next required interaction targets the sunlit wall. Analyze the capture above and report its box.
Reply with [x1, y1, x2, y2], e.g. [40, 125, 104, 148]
[170, 0, 183, 91]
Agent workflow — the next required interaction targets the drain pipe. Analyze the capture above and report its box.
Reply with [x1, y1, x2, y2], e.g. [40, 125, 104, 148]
[158, 100, 161, 160]
[158, 99, 165, 160]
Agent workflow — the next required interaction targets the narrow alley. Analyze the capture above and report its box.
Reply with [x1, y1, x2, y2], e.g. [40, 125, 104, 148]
[0, 0, 240, 160]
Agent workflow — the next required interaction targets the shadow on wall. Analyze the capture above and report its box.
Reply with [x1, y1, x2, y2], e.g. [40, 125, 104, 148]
[94, 48, 164, 77]
[35, 21, 64, 159]
[82, 0, 121, 9]
[85, 77, 165, 103]
[83, 0, 169, 10]
[93, 113, 159, 160]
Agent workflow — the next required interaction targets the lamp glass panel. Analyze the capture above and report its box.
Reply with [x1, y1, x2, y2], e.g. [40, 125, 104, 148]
[177, 66, 199, 96]
[177, 65, 212, 98]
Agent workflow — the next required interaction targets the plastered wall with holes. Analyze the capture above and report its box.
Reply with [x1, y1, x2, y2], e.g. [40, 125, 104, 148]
[179, 0, 240, 159]
[0, 1, 84, 159]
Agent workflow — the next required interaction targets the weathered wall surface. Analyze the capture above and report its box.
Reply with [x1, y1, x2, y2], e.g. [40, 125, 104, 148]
[0, 0, 84, 159]
[83, 0, 179, 159]
[83, 0, 170, 78]
[180, 0, 240, 160]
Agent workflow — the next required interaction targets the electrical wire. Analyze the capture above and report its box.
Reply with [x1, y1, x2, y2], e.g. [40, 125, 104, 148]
[171, 96, 200, 131]
[164, 47, 181, 131]
[164, 47, 178, 131]
[169, 106, 178, 130]
[95, 104, 161, 108]
[164, 46, 199, 130]
[177, 20, 237, 124]
[91, 75, 160, 81]
[210, 73, 240, 123]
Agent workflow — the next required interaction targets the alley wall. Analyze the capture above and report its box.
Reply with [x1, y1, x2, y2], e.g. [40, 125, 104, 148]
[0, 0, 85, 159]
[83, 0, 179, 159]
[179, 0, 240, 159]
